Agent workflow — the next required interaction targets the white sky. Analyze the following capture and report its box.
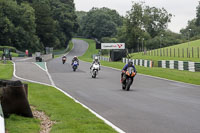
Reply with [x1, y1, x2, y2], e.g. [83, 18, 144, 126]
[74, 0, 199, 33]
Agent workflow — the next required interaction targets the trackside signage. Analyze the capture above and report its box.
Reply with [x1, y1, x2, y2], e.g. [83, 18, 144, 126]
[101, 43, 125, 49]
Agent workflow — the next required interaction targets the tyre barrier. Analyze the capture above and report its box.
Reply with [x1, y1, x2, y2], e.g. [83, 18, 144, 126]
[0, 80, 33, 133]
[158, 60, 200, 72]
[122, 58, 153, 68]
[92, 55, 110, 62]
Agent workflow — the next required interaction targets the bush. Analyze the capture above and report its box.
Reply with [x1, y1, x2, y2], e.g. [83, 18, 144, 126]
[0, 46, 16, 53]
[101, 37, 118, 43]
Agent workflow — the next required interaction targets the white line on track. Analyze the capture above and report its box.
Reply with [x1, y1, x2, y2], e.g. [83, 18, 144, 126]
[13, 61, 126, 133]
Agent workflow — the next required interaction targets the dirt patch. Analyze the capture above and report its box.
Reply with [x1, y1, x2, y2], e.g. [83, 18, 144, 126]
[31, 106, 56, 133]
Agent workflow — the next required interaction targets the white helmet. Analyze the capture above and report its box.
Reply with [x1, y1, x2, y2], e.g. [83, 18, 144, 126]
[94, 56, 98, 61]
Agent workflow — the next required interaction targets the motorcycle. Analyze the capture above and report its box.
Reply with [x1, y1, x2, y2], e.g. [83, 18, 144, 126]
[72, 61, 78, 71]
[122, 67, 136, 91]
[62, 56, 66, 64]
[90, 63, 100, 78]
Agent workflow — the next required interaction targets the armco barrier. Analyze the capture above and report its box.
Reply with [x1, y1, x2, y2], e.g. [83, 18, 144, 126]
[42, 54, 53, 61]
[158, 60, 200, 72]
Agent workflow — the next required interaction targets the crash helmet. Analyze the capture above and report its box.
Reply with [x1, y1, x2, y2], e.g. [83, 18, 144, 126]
[128, 60, 133, 67]
[74, 56, 77, 59]
[94, 56, 98, 62]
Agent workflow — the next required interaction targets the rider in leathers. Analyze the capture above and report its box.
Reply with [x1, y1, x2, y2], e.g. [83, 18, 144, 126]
[90, 56, 101, 70]
[121, 60, 136, 83]
[71, 56, 79, 66]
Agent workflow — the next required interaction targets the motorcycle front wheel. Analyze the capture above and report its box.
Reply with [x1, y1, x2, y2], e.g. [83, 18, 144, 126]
[126, 78, 133, 91]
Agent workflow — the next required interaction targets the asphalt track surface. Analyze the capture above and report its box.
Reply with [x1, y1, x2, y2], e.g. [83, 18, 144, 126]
[46, 39, 200, 133]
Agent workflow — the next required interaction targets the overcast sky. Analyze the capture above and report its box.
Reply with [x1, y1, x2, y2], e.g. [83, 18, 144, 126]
[74, 0, 199, 33]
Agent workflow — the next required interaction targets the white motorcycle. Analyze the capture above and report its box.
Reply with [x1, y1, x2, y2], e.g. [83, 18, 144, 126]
[90, 63, 100, 78]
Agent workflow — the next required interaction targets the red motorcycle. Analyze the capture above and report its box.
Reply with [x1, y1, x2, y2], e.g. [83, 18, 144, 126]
[62, 56, 66, 64]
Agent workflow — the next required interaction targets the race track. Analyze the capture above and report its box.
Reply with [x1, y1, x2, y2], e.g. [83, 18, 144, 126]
[46, 39, 200, 133]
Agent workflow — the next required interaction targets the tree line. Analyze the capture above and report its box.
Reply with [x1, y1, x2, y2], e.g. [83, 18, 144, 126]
[0, 0, 78, 52]
[1, 1, 200, 52]
[76, 2, 200, 51]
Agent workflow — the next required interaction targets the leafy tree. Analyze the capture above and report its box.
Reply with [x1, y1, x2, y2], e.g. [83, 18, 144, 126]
[196, 1, 200, 26]
[76, 11, 87, 36]
[32, 1, 57, 48]
[143, 6, 172, 37]
[180, 2, 200, 41]
[0, 0, 41, 52]
[117, 2, 172, 49]
[49, 0, 78, 48]
[146, 30, 183, 49]
[79, 7, 123, 39]
[124, 2, 144, 49]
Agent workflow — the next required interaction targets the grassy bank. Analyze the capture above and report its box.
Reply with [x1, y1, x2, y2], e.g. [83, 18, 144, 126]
[54, 41, 74, 58]
[77, 38, 200, 85]
[130, 39, 200, 62]
[78, 38, 98, 62]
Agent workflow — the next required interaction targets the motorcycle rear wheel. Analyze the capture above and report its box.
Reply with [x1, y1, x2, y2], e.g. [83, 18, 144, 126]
[92, 71, 96, 78]
[122, 84, 126, 90]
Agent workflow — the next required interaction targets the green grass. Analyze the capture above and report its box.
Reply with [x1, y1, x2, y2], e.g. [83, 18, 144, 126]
[100, 61, 200, 85]
[76, 38, 200, 85]
[0, 61, 13, 80]
[54, 41, 74, 58]
[77, 38, 99, 62]
[67, 41, 74, 53]
[28, 83, 116, 133]
[6, 82, 117, 133]
[5, 115, 40, 133]
[0, 62, 39, 133]
[131, 39, 200, 62]
[0, 51, 18, 57]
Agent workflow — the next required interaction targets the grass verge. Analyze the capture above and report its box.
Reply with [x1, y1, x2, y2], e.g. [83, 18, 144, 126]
[5, 115, 40, 133]
[0, 62, 40, 133]
[28, 83, 116, 133]
[77, 38, 99, 62]
[54, 41, 74, 58]
[0, 61, 13, 80]
[0, 51, 18, 57]
[76, 38, 200, 85]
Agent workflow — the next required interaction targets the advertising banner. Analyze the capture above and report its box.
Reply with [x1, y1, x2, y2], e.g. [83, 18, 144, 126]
[101, 43, 125, 49]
